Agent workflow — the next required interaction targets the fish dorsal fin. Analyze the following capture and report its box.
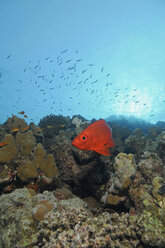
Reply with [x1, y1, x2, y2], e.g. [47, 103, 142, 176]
[96, 119, 105, 125]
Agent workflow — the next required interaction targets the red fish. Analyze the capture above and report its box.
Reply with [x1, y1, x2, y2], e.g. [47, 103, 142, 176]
[72, 119, 115, 156]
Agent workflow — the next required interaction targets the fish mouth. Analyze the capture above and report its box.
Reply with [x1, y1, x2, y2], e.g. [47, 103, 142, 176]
[71, 140, 77, 147]
[72, 140, 80, 149]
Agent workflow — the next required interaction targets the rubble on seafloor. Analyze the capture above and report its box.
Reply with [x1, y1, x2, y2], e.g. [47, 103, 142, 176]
[0, 114, 165, 248]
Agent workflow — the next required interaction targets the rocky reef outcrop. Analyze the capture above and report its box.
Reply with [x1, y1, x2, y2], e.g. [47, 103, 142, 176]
[0, 114, 165, 247]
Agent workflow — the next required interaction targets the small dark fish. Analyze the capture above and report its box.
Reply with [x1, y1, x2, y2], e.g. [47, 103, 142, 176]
[82, 69, 87, 74]
[91, 80, 98, 84]
[45, 57, 49, 60]
[49, 60, 54, 63]
[67, 66, 75, 70]
[6, 54, 11, 59]
[18, 80, 23, 83]
[101, 67, 104, 72]
[38, 75, 45, 79]
[106, 73, 111, 77]
[88, 64, 94, 66]
[76, 59, 83, 62]
[84, 77, 89, 83]
[158, 185, 165, 195]
[61, 49, 68, 54]
[65, 59, 72, 63]
[35, 65, 39, 69]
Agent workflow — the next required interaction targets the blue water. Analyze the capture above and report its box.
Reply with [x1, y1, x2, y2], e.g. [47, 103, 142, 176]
[0, 0, 165, 124]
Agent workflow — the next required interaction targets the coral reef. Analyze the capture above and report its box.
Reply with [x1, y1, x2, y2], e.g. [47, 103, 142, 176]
[0, 115, 165, 247]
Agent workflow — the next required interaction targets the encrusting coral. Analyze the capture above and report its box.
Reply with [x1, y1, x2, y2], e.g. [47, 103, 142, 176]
[34, 143, 59, 178]
[113, 152, 136, 190]
[15, 130, 36, 155]
[17, 160, 38, 182]
[0, 134, 18, 163]
[32, 200, 54, 221]
[4, 116, 28, 133]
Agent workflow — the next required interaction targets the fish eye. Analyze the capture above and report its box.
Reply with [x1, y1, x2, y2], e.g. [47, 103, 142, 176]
[81, 135, 87, 141]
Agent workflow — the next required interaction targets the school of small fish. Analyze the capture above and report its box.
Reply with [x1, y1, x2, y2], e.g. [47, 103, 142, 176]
[0, 49, 164, 123]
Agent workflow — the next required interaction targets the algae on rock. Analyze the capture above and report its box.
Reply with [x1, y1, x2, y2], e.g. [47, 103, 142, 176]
[113, 153, 136, 189]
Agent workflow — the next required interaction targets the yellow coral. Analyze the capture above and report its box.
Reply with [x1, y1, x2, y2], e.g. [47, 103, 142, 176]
[0, 134, 18, 163]
[17, 160, 38, 182]
[34, 143, 47, 166]
[107, 194, 120, 205]
[32, 200, 54, 221]
[5, 116, 28, 132]
[15, 131, 36, 155]
[34, 143, 59, 178]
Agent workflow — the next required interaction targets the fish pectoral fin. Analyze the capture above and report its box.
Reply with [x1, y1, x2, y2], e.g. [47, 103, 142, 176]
[93, 147, 111, 156]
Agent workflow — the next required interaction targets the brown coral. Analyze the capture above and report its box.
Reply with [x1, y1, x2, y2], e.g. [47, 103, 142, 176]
[34, 143, 59, 178]
[17, 160, 38, 182]
[15, 130, 36, 155]
[32, 200, 54, 221]
[4, 116, 28, 133]
[0, 134, 18, 163]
